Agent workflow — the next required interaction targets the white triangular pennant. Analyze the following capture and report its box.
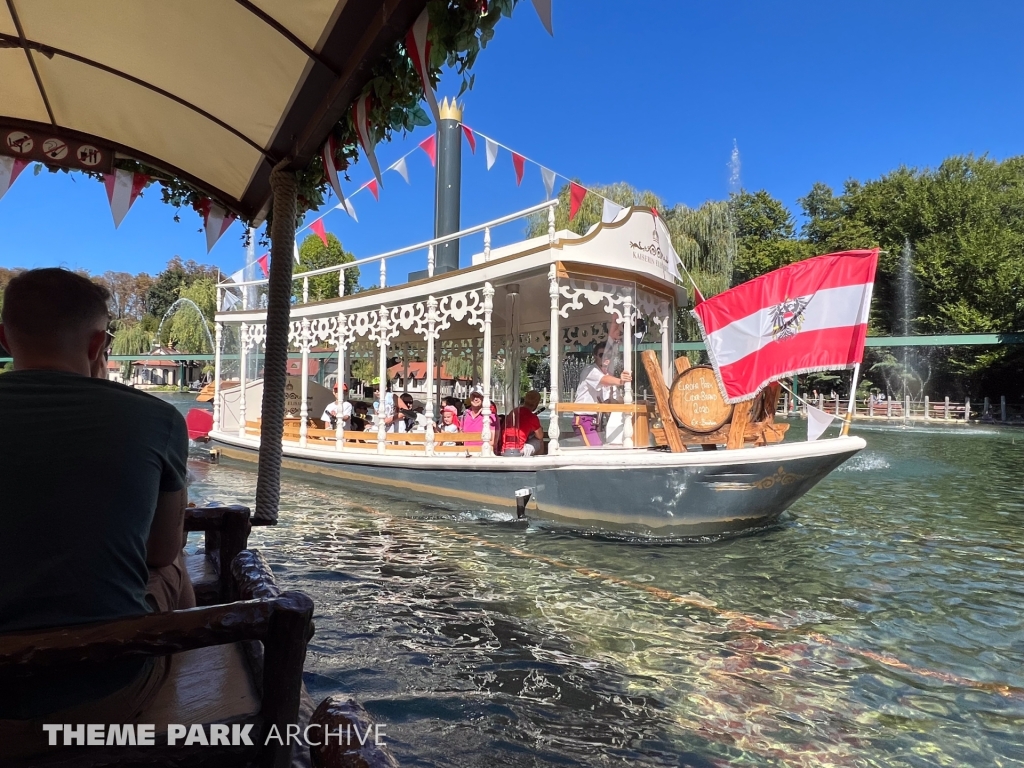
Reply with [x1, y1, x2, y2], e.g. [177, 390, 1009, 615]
[227, 268, 244, 283]
[602, 198, 625, 223]
[293, 240, 301, 264]
[407, 8, 441, 124]
[321, 134, 345, 202]
[485, 138, 499, 171]
[540, 166, 556, 199]
[390, 156, 410, 184]
[201, 200, 235, 253]
[806, 403, 837, 442]
[103, 169, 147, 228]
[353, 93, 384, 187]
[530, 0, 553, 35]
[336, 198, 358, 223]
[0, 156, 29, 201]
[221, 290, 241, 311]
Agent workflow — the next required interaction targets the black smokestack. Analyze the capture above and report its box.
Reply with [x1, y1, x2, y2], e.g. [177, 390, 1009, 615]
[433, 98, 463, 274]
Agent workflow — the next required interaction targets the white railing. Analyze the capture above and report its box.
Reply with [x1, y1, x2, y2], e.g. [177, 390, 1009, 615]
[218, 199, 558, 310]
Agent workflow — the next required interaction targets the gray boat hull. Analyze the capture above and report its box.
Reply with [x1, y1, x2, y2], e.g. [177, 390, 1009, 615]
[209, 433, 864, 538]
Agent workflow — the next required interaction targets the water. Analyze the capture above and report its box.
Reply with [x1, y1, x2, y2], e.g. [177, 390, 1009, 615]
[156, 297, 215, 352]
[175, 395, 1024, 766]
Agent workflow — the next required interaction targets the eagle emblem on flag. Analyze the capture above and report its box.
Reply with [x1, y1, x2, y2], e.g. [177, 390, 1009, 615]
[770, 296, 810, 341]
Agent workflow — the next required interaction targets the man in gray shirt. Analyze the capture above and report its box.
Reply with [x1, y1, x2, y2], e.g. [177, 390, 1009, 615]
[0, 268, 193, 722]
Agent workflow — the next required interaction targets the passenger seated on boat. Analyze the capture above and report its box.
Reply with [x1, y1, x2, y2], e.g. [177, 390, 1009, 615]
[373, 385, 398, 431]
[438, 405, 460, 445]
[573, 341, 631, 447]
[351, 401, 369, 431]
[461, 389, 499, 451]
[398, 392, 418, 432]
[322, 382, 352, 429]
[0, 268, 195, 721]
[501, 390, 545, 457]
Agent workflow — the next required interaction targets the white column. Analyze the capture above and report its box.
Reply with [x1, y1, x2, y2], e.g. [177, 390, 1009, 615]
[302, 276, 309, 304]
[547, 265, 561, 454]
[660, 312, 671, 386]
[336, 312, 346, 451]
[483, 227, 491, 262]
[425, 296, 437, 456]
[237, 322, 248, 437]
[338, 267, 345, 298]
[481, 283, 495, 456]
[622, 295, 634, 449]
[427, 244, 435, 278]
[379, 259, 387, 289]
[548, 205, 556, 245]
[213, 320, 223, 431]
[299, 317, 310, 447]
[377, 306, 388, 454]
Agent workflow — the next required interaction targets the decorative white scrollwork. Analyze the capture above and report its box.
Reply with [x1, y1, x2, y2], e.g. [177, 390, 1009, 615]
[388, 302, 429, 340]
[244, 323, 266, 351]
[341, 309, 380, 349]
[558, 278, 634, 322]
[434, 289, 485, 337]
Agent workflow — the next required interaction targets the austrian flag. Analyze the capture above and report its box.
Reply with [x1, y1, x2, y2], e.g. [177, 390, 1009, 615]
[692, 249, 878, 403]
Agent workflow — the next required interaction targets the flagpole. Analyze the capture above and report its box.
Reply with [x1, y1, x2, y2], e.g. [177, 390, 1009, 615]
[842, 362, 860, 436]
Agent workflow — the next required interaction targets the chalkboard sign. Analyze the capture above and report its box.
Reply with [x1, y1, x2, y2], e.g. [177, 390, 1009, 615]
[668, 365, 733, 433]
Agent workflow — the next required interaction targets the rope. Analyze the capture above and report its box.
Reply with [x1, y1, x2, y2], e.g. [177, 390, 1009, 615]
[254, 162, 298, 523]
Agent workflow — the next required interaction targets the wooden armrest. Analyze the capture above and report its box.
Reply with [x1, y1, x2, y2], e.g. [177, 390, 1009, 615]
[184, 504, 251, 532]
[185, 505, 252, 587]
[0, 592, 312, 672]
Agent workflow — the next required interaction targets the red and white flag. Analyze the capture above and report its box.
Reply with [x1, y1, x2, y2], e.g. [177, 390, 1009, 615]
[352, 92, 383, 188]
[0, 156, 29, 201]
[321, 133, 346, 203]
[103, 169, 148, 228]
[405, 8, 440, 124]
[199, 199, 235, 253]
[692, 249, 878, 403]
[310, 218, 328, 247]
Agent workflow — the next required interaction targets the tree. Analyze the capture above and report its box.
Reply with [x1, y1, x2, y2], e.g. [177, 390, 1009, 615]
[167, 279, 217, 353]
[111, 323, 153, 379]
[146, 256, 222, 320]
[527, 182, 663, 239]
[294, 233, 359, 301]
[731, 190, 811, 284]
[96, 271, 152, 322]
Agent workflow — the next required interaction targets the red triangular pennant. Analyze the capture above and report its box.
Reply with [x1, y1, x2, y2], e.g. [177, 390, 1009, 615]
[461, 125, 476, 154]
[0, 156, 29, 201]
[569, 182, 587, 222]
[310, 218, 328, 247]
[419, 134, 437, 167]
[257, 254, 269, 278]
[512, 152, 526, 186]
[102, 169, 149, 228]
[405, 8, 440, 124]
[352, 92, 383, 187]
[367, 178, 380, 201]
[199, 199, 236, 253]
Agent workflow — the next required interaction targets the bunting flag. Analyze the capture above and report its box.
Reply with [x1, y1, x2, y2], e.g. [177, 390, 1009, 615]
[320, 133, 346, 203]
[0, 156, 29, 202]
[221, 290, 241, 311]
[568, 182, 586, 221]
[390, 156, 410, 184]
[200, 199, 235, 253]
[806, 403, 836, 442]
[461, 124, 476, 153]
[227, 268, 244, 283]
[601, 198, 624, 223]
[352, 92, 383, 187]
[367, 178, 380, 201]
[256, 253, 269, 277]
[540, 166, 556, 199]
[405, 8, 440, 124]
[102, 168, 148, 228]
[310, 218, 328, 247]
[294, 240, 301, 263]
[485, 137, 499, 170]
[418, 134, 437, 167]
[512, 152, 525, 186]
[336, 198, 358, 223]
[530, 0, 553, 35]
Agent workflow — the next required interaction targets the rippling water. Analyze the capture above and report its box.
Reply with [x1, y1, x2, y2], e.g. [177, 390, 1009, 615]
[173, 398, 1024, 767]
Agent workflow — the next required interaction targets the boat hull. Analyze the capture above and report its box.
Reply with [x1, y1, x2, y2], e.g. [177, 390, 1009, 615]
[209, 433, 865, 538]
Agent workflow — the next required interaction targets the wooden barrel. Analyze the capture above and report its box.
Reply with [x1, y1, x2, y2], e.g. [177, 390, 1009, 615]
[668, 365, 733, 433]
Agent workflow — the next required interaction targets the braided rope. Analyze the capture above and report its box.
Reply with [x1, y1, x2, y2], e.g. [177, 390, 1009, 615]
[254, 163, 298, 523]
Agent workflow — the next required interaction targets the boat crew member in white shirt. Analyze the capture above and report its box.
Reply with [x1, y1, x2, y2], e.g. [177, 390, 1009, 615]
[321, 382, 352, 429]
[573, 341, 631, 447]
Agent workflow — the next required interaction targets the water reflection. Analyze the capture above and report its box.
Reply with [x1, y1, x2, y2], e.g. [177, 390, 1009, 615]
[183, 413, 1024, 766]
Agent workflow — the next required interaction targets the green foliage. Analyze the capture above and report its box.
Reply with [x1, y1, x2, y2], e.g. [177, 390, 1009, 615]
[350, 358, 376, 384]
[527, 181, 662, 238]
[294, 233, 360, 302]
[731, 190, 812, 284]
[111, 323, 153, 378]
[443, 354, 475, 381]
[166, 279, 217, 353]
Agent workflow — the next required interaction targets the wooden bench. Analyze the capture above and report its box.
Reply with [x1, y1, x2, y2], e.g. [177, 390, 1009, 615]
[928, 403, 968, 419]
[248, 419, 486, 454]
[0, 506, 312, 768]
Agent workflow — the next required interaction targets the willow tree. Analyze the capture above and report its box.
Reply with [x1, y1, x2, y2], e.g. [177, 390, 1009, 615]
[111, 323, 153, 379]
[167, 278, 217, 354]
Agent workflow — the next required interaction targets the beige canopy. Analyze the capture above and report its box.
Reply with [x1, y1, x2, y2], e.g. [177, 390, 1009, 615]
[0, 0, 425, 221]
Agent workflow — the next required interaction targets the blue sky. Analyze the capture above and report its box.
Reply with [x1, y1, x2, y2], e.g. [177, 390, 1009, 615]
[1, 0, 1021, 286]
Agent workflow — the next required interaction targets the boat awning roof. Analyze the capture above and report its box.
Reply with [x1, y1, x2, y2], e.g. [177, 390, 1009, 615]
[0, 0, 424, 221]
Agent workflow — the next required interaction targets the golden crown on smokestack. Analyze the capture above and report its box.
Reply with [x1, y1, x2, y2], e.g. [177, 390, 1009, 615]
[438, 97, 464, 121]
